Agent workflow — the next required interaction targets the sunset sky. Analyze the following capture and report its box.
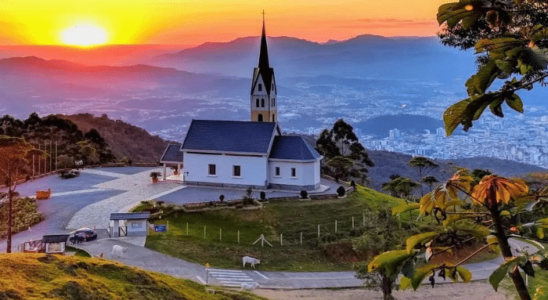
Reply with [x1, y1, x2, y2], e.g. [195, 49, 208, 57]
[1, 0, 449, 46]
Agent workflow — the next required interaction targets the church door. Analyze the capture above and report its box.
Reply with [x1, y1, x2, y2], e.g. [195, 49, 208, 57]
[258, 114, 263, 122]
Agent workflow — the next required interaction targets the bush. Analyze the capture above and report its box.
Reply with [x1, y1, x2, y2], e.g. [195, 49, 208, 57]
[260, 191, 266, 200]
[337, 186, 346, 196]
[350, 180, 356, 188]
[300, 190, 308, 199]
[149, 172, 161, 178]
[320, 233, 338, 243]
[219, 194, 225, 203]
[235, 204, 244, 209]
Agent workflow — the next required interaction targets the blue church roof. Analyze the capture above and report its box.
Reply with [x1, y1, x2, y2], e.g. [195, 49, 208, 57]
[181, 120, 278, 154]
[269, 136, 322, 161]
[160, 144, 184, 163]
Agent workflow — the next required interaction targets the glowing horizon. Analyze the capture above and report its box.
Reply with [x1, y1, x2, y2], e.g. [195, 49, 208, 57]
[0, 0, 449, 46]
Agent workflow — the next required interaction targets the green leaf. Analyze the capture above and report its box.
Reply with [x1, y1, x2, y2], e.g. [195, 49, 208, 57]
[500, 210, 511, 217]
[458, 224, 491, 238]
[401, 258, 415, 278]
[456, 266, 472, 282]
[505, 94, 524, 113]
[392, 203, 420, 216]
[489, 98, 504, 118]
[406, 232, 439, 254]
[466, 60, 500, 96]
[489, 257, 519, 291]
[368, 250, 414, 276]
[411, 264, 438, 290]
[489, 263, 508, 291]
[495, 60, 514, 74]
[443, 93, 503, 136]
[400, 276, 412, 290]
[537, 227, 545, 239]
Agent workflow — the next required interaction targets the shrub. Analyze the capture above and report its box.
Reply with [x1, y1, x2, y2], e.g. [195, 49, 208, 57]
[219, 194, 225, 203]
[350, 180, 356, 188]
[149, 172, 161, 179]
[320, 233, 338, 243]
[300, 190, 308, 199]
[260, 191, 266, 200]
[337, 186, 346, 196]
[235, 204, 244, 209]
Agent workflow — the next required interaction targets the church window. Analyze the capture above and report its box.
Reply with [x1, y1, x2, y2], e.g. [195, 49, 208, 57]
[275, 167, 280, 177]
[272, 114, 275, 122]
[258, 114, 263, 122]
[291, 168, 297, 178]
[208, 164, 216, 176]
[233, 165, 241, 177]
[261, 99, 265, 107]
[272, 98, 275, 107]
[258, 84, 262, 91]
[256, 99, 259, 107]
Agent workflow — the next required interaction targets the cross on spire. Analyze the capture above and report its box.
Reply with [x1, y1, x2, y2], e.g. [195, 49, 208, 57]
[258, 10, 270, 70]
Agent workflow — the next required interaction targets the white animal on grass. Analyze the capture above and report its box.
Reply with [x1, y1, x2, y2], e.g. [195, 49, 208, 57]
[240, 282, 260, 290]
[111, 245, 128, 258]
[242, 256, 260, 269]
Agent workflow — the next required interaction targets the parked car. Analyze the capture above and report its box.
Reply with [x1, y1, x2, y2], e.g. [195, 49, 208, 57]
[69, 228, 97, 243]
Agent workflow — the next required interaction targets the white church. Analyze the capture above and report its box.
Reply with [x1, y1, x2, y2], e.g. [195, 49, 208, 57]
[160, 18, 322, 191]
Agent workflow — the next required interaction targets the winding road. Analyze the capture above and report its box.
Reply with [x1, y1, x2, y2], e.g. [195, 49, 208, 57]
[1, 167, 542, 289]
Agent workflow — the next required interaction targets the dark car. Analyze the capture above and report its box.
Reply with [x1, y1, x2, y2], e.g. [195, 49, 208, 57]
[69, 228, 97, 243]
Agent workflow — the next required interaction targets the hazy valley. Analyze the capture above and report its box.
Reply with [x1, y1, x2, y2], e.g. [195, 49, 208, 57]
[2, 35, 548, 168]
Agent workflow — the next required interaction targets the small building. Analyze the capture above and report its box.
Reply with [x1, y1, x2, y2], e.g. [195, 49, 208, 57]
[160, 143, 184, 181]
[110, 212, 150, 237]
[42, 234, 70, 254]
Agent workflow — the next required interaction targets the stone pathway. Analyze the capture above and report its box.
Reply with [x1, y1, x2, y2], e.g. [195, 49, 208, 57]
[66, 168, 184, 230]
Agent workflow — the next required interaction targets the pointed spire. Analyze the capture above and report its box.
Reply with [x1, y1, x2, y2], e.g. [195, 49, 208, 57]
[258, 10, 270, 69]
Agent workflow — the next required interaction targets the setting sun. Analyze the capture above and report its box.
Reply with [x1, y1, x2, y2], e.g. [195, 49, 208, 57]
[61, 24, 108, 47]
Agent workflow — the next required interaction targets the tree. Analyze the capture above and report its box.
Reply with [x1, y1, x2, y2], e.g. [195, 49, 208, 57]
[408, 156, 439, 196]
[326, 156, 354, 182]
[382, 176, 420, 199]
[471, 168, 492, 184]
[354, 207, 417, 300]
[375, 170, 548, 300]
[437, 1, 548, 136]
[421, 176, 439, 192]
[317, 119, 374, 184]
[57, 155, 74, 169]
[0, 136, 41, 253]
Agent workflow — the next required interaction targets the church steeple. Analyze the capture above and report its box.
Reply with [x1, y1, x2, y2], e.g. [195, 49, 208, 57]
[250, 11, 277, 123]
[258, 11, 270, 70]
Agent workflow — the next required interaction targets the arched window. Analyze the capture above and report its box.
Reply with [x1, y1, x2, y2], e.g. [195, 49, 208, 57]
[261, 99, 265, 107]
[272, 114, 275, 122]
[258, 84, 262, 91]
[256, 99, 259, 107]
[258, 114, 263, 122]
[272, 98, 275, 107]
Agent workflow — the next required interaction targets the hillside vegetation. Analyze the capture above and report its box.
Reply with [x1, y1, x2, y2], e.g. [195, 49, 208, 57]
[58, 113, 170, 163]
[0, 253, 265, 300]
[143, 186, 415, 272]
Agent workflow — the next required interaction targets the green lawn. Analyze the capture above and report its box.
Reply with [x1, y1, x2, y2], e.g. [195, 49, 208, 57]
[145, 186, 407, 271]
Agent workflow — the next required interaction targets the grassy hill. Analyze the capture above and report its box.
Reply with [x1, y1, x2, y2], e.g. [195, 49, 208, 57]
[142, 186, 415, 272]
[0, 253, 265, 300]
[58, 113, 171, 163]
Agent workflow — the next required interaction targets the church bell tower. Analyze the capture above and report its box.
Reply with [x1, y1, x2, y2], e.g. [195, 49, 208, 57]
[250, 12, 277, 122]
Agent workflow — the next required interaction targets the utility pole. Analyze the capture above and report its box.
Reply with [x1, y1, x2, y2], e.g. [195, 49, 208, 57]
[55, 141, 58, 171]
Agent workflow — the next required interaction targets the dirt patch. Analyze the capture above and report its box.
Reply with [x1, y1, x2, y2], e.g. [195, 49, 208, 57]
[252, 281, 511, 300]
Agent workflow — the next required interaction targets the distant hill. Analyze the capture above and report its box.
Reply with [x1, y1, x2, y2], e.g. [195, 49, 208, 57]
[152, 35, 474, 81]
[0, 253, 263, 300]
[366, 150, 547, 192]
[356, 114, 444, 137]
[58, 113, 170, 163]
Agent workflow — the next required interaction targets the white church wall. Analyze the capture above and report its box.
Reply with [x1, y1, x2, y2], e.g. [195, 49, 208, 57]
[268, 160, 321, 191]
[184, 152, 269, 188]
